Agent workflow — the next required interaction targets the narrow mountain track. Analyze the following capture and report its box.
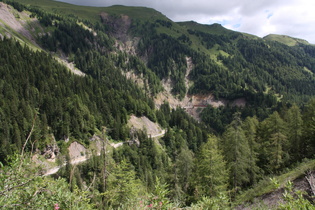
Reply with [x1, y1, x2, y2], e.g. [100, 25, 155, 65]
[43, 130, 166, 176]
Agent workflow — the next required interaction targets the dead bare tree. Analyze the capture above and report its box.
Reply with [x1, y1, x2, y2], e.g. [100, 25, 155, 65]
[306, 170, 315, 196]
[18, 112, 37, 172]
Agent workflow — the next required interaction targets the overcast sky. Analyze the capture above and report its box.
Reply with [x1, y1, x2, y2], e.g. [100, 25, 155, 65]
[56, 0, 315, 44]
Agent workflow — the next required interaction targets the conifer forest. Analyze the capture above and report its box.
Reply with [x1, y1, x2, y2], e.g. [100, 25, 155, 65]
[1, 0, 315, 209]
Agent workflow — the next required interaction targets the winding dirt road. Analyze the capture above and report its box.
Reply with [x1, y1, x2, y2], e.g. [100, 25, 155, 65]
[43, 130, 165, 176]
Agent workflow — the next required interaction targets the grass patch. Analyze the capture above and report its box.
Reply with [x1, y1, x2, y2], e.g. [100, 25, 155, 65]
[264, 86, 272, 94]
[241, 32, 260, 40]
[14, 0, 168, 23]
[264, 34, 310, 46]
[235, 159, 315, 206]
[177, 21, 236, 36]
[218, 50, 230, 57]
[304, 66, 314, 75]
[156, 25, 181, 38]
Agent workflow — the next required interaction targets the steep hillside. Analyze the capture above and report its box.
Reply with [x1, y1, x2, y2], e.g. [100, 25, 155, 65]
[2, 0, 168, 23]
[0, 2, 41, 48]
[2, 1, 315, 209]
[7, 0, 315, 108]
[236, 159, 315, 209]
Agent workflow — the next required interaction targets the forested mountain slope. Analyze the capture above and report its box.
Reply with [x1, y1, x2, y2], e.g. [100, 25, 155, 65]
[1, 0, 315, 209]
[5, 0, 315, 105]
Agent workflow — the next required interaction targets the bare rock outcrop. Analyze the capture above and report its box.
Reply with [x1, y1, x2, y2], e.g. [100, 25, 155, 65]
[68, 141, 86, 160]
[41, 139, 60, 162]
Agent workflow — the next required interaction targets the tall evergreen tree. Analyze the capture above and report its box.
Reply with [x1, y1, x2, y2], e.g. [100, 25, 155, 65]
[194, 135, 228, 199]
[173, 146, 194, 203]
[103, 159, 144, 208]
[302, 99, 315, 157]
[259, 111, 288, 172]
[242, 116, 261, 185]
[223, 112, 251, 194]
[269, 132, 287, 171]
[284, 104, 303, 162]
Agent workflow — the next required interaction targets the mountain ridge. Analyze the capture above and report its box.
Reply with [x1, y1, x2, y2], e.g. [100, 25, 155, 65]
[2, 0, 315, 113]
[263, 33, 312, 46]
[1, 1, 315, 209]
[8, 0, 313, 44]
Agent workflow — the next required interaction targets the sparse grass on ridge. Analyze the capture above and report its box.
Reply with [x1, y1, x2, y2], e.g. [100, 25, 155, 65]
[13, 0, 169, 23]
[264, 34, 311, 46]
[235, 159, 315, 206]
[178, 21, 235, 36]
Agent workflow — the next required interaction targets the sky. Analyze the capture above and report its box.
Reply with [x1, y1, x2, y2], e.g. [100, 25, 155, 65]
[56, 0, 315, 44]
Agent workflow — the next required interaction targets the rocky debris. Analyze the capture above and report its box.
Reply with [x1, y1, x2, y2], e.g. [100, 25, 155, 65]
[111, 142, 124, 148]
[68, 141, 86, 160]
[42, 147, 56, 160]
[126, 139, 140, 147]
[101, 12, 139, 56]
[54, 56, 86, 77]
[115, 37, 140, 56]
[0, 2, 40, 46]
[154, 56, 246, 121]
[100, 12, 131, 42]
[124, 71, 146, 89]
[89, 135, 107, 155]
[89, 134, 102, 142]
[128, 115, 164, 137]
[41, 143, 60, 162]
[306, 171, 315, 196]
[64, 136, 69, 143]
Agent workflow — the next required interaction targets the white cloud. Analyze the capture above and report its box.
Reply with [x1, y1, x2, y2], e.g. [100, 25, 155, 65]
[56, 0, 315, 43]
[266, 0, 315, 43]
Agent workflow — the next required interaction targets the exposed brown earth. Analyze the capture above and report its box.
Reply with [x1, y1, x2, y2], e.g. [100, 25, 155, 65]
[154, 56, 246, 121]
